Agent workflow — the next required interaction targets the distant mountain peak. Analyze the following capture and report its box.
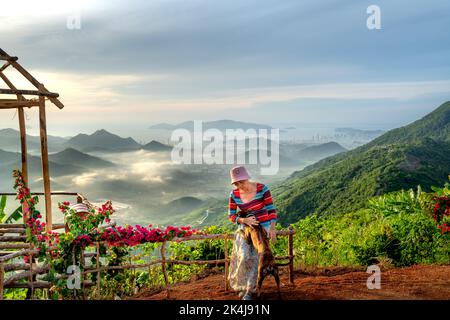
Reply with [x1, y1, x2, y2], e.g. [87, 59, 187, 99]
[49, 147, 115, 168]
[142, 140, 172, 151]
[66, 129, 141, 152]
[149, 119, 272, 131]
[56, 147, 84, 155]
[0, 128, 18, 134]
[92, 129, 113, 136]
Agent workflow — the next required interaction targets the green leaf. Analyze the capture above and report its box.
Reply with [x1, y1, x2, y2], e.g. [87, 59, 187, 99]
[0, 195, 6, 222]
[0, 195, 6, 213]
[5, 205, 23, 223]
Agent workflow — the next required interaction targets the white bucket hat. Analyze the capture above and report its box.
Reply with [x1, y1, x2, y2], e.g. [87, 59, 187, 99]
[69, 203, 90, 213]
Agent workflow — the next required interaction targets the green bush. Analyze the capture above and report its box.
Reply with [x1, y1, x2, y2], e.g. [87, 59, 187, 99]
[287, 185, 450, 268]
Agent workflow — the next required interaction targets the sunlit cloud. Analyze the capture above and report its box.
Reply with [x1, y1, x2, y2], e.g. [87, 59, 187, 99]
[1, 68, 172, 109]
[93, 80, 450, 112]
[72, 171, 98, 186]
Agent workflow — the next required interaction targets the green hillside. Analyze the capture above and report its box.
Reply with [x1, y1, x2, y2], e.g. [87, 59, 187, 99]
[273, 101, 450, 225]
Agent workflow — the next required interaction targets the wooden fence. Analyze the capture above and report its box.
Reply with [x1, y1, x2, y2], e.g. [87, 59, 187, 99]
[0, 227, 295, 299]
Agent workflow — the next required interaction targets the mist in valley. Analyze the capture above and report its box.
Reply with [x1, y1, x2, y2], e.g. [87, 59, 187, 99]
[0, 122, 381, 226]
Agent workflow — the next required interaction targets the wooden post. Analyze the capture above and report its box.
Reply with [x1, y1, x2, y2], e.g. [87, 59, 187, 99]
[0, 263, 4, 300]
[72, 249, 77, 299]
[28, 252, 34, 299]
[224, 236, 229, 291]
[96, 242, 101, 300]
[288, 225, 294, 284]
[18, 107, 28, 185]
[81, 250, 86, 300]
[18, 107, 30, 225]
[161, 241, 169, 298]
[38, 88, 52, 233]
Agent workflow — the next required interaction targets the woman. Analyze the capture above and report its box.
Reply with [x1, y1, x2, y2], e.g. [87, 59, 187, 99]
[227, 165, 277, 300]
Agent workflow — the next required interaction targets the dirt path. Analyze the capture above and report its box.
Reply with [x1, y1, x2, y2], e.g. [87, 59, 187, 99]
[132, 265, 450, 300]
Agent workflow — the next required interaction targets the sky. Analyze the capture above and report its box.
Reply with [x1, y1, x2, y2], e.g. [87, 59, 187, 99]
[0, 0, 449, 137]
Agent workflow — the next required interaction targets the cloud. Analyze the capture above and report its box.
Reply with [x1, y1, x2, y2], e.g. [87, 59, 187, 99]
[1, 67, 174, 109]
[97, 80, 450, 112]
[0, 0, 449, 130]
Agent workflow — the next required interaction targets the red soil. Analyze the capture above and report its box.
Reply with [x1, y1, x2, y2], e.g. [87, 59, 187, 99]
[131, 264, 450, 300]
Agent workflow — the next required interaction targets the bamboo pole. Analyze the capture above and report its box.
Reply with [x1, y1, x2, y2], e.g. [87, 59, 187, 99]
[0, 55, 17, 61]
[7, 59, 64, 108]
[0, 68, 28, 185]
[0, 228, 26, 234]
[224, 238, 229, 291]
[4, 265, 49, 285]
[0, 248, 35, 263]
[6, 282, 51, 289]
[72, 248, 76, 299]
[81, 250, 86, 300]
[167, 259, 226, 265]
[0, 245, 57, 263]
[0, 263, 4, 300]
[0, 235, 27, 242]
[0, 61, 11, 72]
[82, 260, 163, 272]
[18, 107, 28, 186]
[5, 280, 94, 289]
[0, 192, 80, 197]
[0, 88, 59, 98]
[0, 101, 40, 109]
[96, 242, 100, 300]
[161, 241, 169, 298]
[0, 224, 26, 228]
[172, 234, 233, 242]
[28, 252, 34, 299]
[0, 66, 30, 226]
[18, 104, 30, 236]
[288, 225, 294, 284]
[38, 88, 52, 233]
[3, 263, 31, 272]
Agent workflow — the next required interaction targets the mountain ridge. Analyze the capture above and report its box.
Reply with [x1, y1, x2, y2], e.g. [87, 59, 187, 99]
[272, 101, 450, 224]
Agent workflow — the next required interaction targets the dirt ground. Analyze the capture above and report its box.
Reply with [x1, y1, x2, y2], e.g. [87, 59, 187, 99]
[131, 264, 450, 300]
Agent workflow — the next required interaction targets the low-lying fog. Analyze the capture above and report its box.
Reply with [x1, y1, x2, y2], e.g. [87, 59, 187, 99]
[1, 148, 297, 226]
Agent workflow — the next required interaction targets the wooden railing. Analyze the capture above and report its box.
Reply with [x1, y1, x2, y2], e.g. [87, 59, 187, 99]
[0, 227, 295, 299]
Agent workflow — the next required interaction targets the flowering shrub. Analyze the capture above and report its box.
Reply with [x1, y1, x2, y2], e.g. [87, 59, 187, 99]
[430, 177, 450, 234]
[13, 170, 59, 262]
[57, 201, 199, 247]
[11, 170, 200, 299]
[432, 195, 450, 234]
[100, 224, 196, 246]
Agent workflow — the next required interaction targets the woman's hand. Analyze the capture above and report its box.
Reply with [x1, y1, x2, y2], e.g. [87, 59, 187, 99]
[269, 225, 277, 243]
[242, 216, 259, 227]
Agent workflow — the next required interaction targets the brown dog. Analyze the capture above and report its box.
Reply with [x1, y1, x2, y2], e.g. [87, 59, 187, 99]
[243, 223, 281, 299]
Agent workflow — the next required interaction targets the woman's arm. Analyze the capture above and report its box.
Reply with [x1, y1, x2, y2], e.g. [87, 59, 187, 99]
[228, 191, 239, 224]
[262, 184, 278, 223]
[263, 184, 278, 242]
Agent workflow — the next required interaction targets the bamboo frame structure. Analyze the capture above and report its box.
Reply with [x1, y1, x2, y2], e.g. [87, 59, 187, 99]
[0, 48, 64, 232]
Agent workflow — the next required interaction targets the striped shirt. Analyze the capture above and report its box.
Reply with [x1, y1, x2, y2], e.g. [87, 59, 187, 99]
[228, 182, 277, 230]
